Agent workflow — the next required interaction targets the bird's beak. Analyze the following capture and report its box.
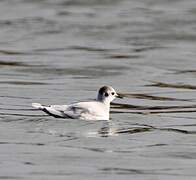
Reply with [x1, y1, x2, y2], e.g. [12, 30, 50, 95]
[116, 93, 124, 99]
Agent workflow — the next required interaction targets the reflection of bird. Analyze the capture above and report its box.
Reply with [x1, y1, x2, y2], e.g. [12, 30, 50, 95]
[32, 86, 122, 120]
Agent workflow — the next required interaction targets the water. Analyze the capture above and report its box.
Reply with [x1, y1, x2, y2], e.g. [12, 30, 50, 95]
[1, 0, 196, 179]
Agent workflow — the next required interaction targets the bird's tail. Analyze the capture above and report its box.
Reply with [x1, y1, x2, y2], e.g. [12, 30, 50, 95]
[32, 103, 45, 110]
[32, 103, 66, 118]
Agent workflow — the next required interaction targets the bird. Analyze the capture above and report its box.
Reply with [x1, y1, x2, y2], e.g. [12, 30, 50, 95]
[32, 86, 122, 121]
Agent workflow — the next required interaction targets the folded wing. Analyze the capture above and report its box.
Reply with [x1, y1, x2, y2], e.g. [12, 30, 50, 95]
[32, 102, 94, 119]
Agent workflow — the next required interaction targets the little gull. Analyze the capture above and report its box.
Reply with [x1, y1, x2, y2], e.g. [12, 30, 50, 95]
[32, 86, 122, 120]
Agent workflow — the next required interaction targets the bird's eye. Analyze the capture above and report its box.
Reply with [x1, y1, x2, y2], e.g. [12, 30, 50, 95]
[105, 92, 109, 97]
[111, 92, 115, 95]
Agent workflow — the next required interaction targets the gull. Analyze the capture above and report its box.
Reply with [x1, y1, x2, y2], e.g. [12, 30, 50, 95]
[32, 86, 122, 120]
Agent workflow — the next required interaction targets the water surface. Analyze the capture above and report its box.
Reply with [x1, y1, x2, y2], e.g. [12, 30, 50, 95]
[1, 0, 196, 179]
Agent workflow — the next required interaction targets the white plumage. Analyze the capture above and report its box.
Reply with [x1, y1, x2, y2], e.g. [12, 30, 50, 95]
[32, 86, 122, 121]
